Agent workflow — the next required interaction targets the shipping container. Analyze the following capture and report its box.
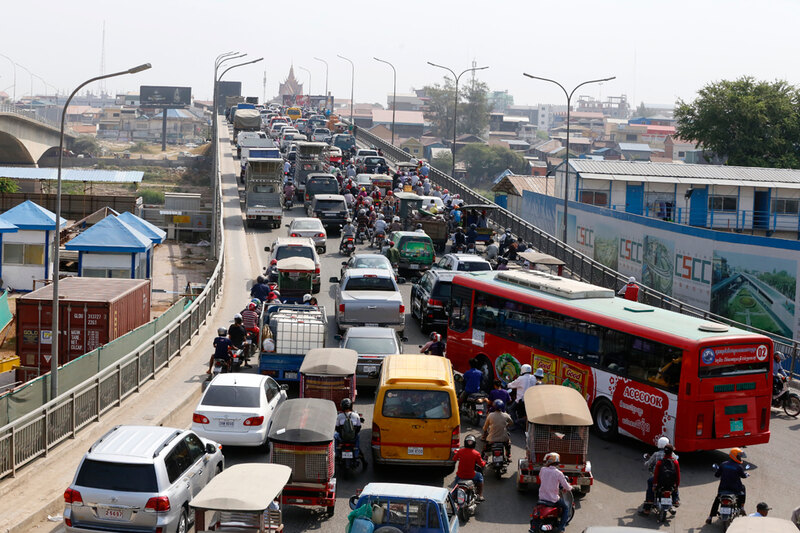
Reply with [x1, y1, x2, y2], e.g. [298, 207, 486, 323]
[15, 278, 151, 377]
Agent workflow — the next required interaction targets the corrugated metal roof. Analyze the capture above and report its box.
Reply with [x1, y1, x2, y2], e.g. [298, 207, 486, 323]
[618, 143, 655, 152]
[0, 167, 144, 183]
[571, 160, 800, 189]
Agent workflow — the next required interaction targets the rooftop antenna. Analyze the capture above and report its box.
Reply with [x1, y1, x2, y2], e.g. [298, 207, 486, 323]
[99, 21, 107, 96]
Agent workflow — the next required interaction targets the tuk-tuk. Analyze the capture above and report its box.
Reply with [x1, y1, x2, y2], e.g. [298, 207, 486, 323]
[458, 204, 499, 242]
[190, 463, 291, 532]
[727, 517, 798, 533]
[299, 348, 358, 408]
[369, 174, 393, 196]
[517, 384, 593, 495]
[348, 483, 459, 533]
[394, 192, 423, 224]
[517, 251, 566, 276]
[268, 398, 338, 516]
[275, 257, 314, 303]
[396, 162, 418, 174]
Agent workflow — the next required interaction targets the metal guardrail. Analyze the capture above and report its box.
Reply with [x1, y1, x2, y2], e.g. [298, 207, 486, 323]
[0, 129, 225, 480]
[0, 103, 73, 134]
[355, 126, 800, 375]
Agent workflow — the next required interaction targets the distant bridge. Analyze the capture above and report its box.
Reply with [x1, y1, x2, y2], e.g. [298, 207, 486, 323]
[0, 104, 76, 166]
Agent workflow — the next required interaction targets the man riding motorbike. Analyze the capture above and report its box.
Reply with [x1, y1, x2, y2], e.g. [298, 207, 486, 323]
[241, 302, 260, 337]
[340, 218, 357, 253]
[466, 223, 478, 250]
[482, 399, 513, 460]
[334, 398, 364, 462]
[535, 452, 572, 533]
[643, 436, 680, 513]
[250, 275, 270, 302]
[207, 327, 232, 374]
[453, 226, 467, 251]
[283, 180, 296, 203]
[453, 435, 486, 502]
[227, 315, 250, 368]
[649, 444, 680, 516]
[420, 332, 445, 356]
[507, 364, 537, 424]
[706, 448, 749, 524]
[390, 216, 403, 232]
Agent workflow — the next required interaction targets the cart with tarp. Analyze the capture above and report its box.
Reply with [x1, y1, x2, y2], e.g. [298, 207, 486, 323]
[275, 257, 315, 304]
[517, 251, 566, 276]
[299, 348, 358, 409]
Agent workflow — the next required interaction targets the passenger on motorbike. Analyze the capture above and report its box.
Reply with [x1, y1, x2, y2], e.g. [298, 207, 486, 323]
[228, 315, 249, 364]
[459, 358, 484, 406]
[207, 327, 232, 374]
[482, 400, 513, 460]
[643, 437, 680, 512]
[250, 275, 270, 302]
[334, 398, 363, 461]
[283, 181, 295, 200]
[373, 213, 388, 236]
[536, 452, 572, 533]
[454, 435, 486, 502]
[706, 448, 748, 524]
[485, 239, 499, 262]
[453, 226, 467, 250]
[420, 332, 446, 356]
[390, 216, 402, 232]
[649, 444, 680, 515]
[241, 302, 260, 336]
[466, 224, 478, 247]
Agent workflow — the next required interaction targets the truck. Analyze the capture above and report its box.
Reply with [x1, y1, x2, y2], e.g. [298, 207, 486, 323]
[244, 158, 283, 228]
[331, 268, 406, 334]
[233, 108, 261, 143]
[238, 134, 279, 175]
[259, 304, 327, 381]
[294, 141, 328, 199]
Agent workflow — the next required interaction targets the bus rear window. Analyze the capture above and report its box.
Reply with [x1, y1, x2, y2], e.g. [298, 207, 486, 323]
[699, 361, 769, 378]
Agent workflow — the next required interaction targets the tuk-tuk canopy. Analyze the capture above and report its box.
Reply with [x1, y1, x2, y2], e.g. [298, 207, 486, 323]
[300, 348, 358, 376]
[276, 256, 315, 271]
[518, 251, 565, 266]
[394, 192, 422, 201]
[727, 517, 798, 533]
[189, 464, 291, 512]
[524, 384, 592, 426]
[268, 398, 337, 444]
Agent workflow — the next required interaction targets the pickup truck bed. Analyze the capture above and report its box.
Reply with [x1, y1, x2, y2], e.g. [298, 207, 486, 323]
[245, 192, 282, 228]
[334, 269, 405, 333]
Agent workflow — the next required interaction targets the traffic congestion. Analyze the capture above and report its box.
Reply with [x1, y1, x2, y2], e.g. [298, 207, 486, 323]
[55, 101, 800, 533]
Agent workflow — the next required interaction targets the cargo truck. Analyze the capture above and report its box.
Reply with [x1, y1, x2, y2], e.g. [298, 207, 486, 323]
[244, 157, 283, 228]
[233, 108, 261, 143]
[294, 141, 328, 200]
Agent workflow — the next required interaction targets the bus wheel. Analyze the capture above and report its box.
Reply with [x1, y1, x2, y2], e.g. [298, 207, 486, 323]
[592, 399, 618, 440]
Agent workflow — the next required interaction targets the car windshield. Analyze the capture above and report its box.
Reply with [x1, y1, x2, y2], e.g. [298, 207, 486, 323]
[76, 460, 158, 492]
[353, 257, 391, 270]
[275, 246, 314, 261]
[382, 390, 452, 419]
[344, 276, 396, 291]
[345, 336, 397, 354]
[202, 385, 261, 408]
[457, 260, 491, 272]
[293, 220, 322, 230]
[364, 157, 384, 165]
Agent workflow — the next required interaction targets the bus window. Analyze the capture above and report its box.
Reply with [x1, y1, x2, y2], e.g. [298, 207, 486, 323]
[449, 285, 472, 332]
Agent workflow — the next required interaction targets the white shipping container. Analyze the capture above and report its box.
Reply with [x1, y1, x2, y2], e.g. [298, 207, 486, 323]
[273, 317, 325, 355]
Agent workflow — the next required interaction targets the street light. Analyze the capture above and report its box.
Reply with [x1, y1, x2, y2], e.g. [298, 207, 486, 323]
[0, 54, 16, 101]
[337, 55, 354, 124]
[427, 61, 488, 177]
[51, 62, 151, 400]
[15, 63, 33, 111]
[523, 73, 615, 243]
[313, 57, 328, 110]
[374, 57, 396, 146]
[298, 66, 311, 96]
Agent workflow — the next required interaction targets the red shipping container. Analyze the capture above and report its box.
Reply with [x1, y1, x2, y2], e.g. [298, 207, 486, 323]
[15, 278, 151, 377]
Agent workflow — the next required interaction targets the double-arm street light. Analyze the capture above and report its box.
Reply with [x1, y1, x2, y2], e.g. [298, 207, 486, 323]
[373, 57, 396, 145]
[523, 73, 615, 243]
[51, 62, 151, 400]
[337, 55, 354, 124]
[313, 57, 329, 110]
[427, 62, 488, 177]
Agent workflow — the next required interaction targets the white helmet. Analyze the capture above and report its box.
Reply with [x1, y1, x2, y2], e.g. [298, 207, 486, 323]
[303, 293, 312, 302]
[544, 452, 561, 466]
[657, 436, 670, 449]
[521, 364, 532, 375]
[534, 368, 544, 378]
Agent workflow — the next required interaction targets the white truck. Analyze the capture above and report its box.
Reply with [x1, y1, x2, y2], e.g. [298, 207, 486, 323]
[294, 141, 328, 200]
[244, 158, 283, 229]
[331, 268, 406, 334]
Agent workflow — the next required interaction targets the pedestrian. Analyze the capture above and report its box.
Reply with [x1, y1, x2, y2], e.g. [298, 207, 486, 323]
[749, 502, 771, 518]
[618, 276, 639, 302]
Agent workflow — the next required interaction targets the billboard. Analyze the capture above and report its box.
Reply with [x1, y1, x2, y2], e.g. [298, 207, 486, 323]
[140, 86, 191, 107]
[216, 81, 242, 112]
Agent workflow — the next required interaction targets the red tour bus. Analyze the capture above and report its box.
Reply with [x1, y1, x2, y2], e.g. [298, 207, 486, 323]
[446, 269, 773, 451]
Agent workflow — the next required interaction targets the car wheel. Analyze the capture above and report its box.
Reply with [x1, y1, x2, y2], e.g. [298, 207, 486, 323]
[176, 509, 188, 533]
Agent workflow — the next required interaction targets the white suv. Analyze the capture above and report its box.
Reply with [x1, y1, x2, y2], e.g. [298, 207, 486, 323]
[64, 425, 224, 533]
[265, 237, 321, 293]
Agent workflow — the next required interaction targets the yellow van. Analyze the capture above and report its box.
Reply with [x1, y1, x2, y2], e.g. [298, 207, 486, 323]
[371, 354, 460, 468]
[287, 107, 302, 121]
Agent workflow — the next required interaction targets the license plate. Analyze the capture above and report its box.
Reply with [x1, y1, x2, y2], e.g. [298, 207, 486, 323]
[408, 446, 423, 455]
[720, 507, 732, 515]
[493, 455, 504, 463]
[219, 419, 234, 428]
[342, 451, 354, 459]
[365, 323, 379, 327]
[730, 419, 743, 432]
[362, 365, 379, 374]
[325, 213, 336, 216]
[409, 264, 420, 269]
[285, 371, 298, 380]
[660, 498, 673, 506]
[100, 508, 128, 520]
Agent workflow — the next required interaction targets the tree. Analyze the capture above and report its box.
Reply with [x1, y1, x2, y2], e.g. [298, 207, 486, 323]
[0, 178, 19, 193]
[634, 102, 661, 118]
[675, 77, 800, 168]
[71, 135, 101, 157]
[422, 75, 491, 139]
[422, 80, 456, 139]
[458, 143, 528, 186]
[459, 78, 491, 135]
[431, 151, 452, 173]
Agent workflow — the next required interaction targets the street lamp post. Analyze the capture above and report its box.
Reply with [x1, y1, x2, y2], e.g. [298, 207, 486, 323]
[313, 57, 328, 110]
[523, 73, 615, 243]
[51, 62, 151, 400]
[15, 63, 33, 111]
[298, 66, 311, 97]
[0, 54, 16, 101]
[337, 55, 354, 124]
[427, 62, 488, 177]
[374, 57, 396, 146]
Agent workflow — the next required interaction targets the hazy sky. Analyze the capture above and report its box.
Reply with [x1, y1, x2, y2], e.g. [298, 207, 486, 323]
[3, 0, 799, 109]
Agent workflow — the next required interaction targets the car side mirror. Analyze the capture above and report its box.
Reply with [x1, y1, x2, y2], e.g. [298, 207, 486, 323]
[349, 495, 359, 510]
[329, 276, 339, 283]
[334, 334, 342, 341]
[264, 246, 270, 252]
[401, 336, 408, 343]
[341, 261, 347, 266]
[285, 224, 290, 228]
[205, 443, 217, 454]
[397, 277, 406, 284]
[280, 384, 289, 391]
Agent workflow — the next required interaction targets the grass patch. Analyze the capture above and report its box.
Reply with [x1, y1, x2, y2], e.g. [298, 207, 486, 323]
[139, 189, 165, 204]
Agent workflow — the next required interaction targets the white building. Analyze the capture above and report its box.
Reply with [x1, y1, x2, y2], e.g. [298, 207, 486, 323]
[0, 201, 65, 291]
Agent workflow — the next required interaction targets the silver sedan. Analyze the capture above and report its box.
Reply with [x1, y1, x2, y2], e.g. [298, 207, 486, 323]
[287, 217, 327, 253]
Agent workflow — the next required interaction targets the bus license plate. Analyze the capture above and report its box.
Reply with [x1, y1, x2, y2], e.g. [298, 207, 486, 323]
[730, 419, 743, 432]
[285, 372, 298, 380]
[409, 264, 419, 269]
[342, 451, 354, 459]
[408, 446, 423, 455]
[660, 498, 673, 506]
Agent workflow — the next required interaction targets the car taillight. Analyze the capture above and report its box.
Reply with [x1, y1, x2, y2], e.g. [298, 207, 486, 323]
[291, 233, 299, 237]
[696, 414, 704, 436]
[317, 233, 325, 238]
[193, 413, 209, 424]
[372, 423, 381, 446]
[64, 488, 83, 505]
[399, 304, 405, 314]
[305, 193, 310, 200]
[451, 426, 460, 453]
[315, 266, 320, 274]
[145, 496, 171, 513]
[244, 416, 264, 426]
[428, 298, 443, 307]
[339, 304, 345, 312]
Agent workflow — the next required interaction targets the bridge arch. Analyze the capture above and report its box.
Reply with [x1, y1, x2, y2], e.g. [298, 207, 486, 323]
[0, 131, 36, 166]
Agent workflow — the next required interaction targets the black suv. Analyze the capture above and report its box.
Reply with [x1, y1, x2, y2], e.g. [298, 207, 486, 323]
[409, 269, 458, 334]
[309, 193, 349, 229]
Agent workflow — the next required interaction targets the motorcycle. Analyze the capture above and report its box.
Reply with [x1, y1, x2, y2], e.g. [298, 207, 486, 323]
[461, 392, 488, 427]
[711, 463, 749, 530]
[230, 347, 243, 372]
[283, 194, 294, 210]
[772, 374, 800, 417]
[340, 236, 356, 256]
[484, 441, 510, 479]
[211, 356, 229, 378]
[529, 489, 574, 533]
[356, 224, 368, 244]
[336, 440, 366, 475]
[371, 230, 386, 249]
[243, 331, 258, 363]
[651, 485, 677, 523]
[450, 466, 481, 521]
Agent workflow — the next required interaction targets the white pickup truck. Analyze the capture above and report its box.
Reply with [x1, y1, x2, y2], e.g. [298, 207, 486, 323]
[331, 269, 406, 334]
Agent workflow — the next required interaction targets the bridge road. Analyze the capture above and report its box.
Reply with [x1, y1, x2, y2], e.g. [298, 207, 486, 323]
[21, 126, 800, 532]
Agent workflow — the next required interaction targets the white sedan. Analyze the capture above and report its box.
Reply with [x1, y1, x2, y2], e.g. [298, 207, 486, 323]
[287, 217, 327, 253]
[191, 373, 287, 447]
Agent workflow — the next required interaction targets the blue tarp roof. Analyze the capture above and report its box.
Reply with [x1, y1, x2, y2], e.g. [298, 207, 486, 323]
[493, 168, 513, 184]
[65, 215, 151, 253]
[0, 218, 17, 233]
[0, 200, 66, 230]
[117, 211, 166, 244]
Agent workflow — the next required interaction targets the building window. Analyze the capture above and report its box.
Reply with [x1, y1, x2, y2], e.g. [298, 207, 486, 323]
[82, 268, 106, 278]
[626, 134, 637, 141]
[3, 243, 44, 265]
[677, 151, 685, 157]
[708, 195, 737, 212]
[579, 190, 608, 207]
[772, 198, 800, 215]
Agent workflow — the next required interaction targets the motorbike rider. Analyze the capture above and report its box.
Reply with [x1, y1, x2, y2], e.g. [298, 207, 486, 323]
[496, 257, 509, 271]
[241, 302, 260, 337]
[507, 364, 537, 424]
[250, 275, 270, 302]
[420, 332, 446, 356]
[453, 226, 467, 250]
[266, 291, 282, 305]
[643, 437, 680, 513]
[650, 444, 680, 514]
[453, 435, 486, 502]
[415, 222, 425, 234]
[459, 358, 484, 406]
[466, 223, 478, 249]
[207, 327, 232, 374]
[498, 228, 512, 254]
[283, 180, 296, 203]
[227, 314, 250, 368]
[334, 398, 364, 462]
[384, 240, 400, 269]
[536, 452, 572, 533]
[485, 239, 499, 262]
[482, 399, 513, 460]
[340, 218, 357, 252]
[749, 502, 771, 518]
[390, 215, 403, 232]
[706, 448, 749, 524]
[773, 352, 789, 395]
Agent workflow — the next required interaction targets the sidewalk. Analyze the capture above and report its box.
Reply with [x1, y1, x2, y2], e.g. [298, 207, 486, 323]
[0, 129, 251, 533]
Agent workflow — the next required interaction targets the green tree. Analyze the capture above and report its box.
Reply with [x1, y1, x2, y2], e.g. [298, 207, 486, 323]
[675, 77, 800, 168]
[459, 78, 491, 135]
[431, 151, 452, 173]
[422, 75, 491, 139]
[634, 102, 661, 117]
[71, 135, 101, 157]
[0, 177, 19, 193]
[458, 144, 527, 186]
[423, 80, 456, 139]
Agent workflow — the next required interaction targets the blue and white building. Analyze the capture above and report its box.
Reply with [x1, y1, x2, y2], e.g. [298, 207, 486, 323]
[65, 215, 153, 279]
[0, 200, 64, 291]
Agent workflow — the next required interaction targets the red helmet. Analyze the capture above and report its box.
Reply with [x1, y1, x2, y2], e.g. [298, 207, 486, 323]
[387, 191, 393, 196]
[248, 303, 257, 310]
[267, 293, 275, 300]
[270, 259, 278, 265]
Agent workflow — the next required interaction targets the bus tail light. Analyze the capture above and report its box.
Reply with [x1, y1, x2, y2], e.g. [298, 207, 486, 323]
[371, 423, 381, 446]
[696, 414, 704, 436]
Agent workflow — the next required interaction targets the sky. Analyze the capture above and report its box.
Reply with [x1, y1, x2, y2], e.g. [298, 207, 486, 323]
[2, 0, 800, 110]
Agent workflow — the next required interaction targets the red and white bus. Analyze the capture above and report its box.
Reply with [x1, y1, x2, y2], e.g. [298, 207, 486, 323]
[446, 269, 773, 451]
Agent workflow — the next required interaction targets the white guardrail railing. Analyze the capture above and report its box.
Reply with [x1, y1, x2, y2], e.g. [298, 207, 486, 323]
[0, 131, 224, 480]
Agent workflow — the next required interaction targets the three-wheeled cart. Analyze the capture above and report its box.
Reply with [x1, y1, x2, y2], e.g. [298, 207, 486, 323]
[259, 304, 326, 381]
[418, 216, 449, 252]
[275, 257, 315, 304]
[190, 463, 291, 532]
[268, 398, 338, 516]
[517, 384, 594, 495]
[299, 348, 358, 409]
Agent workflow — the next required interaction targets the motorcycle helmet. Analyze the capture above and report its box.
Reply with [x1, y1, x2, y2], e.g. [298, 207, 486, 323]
[341, 398, 353, 411]
[393, 216, 400, 222]
[387, 190, 393, 196]
[432, 333, 442, 342]
[534, 368, 545, 379]
[729, 448, 746, 463]
[430, 331, 439, 340]
[345, 218, 352, 223]
[248, 303, 256, 311]
[378, 213, 384, 220]
[233, 313, 242, 321]
[303, 293, 312, 302]
[256, 275, 265, 284]
[464, 435, 477, 449]
[217, 327, 227, 336]
[272, 290, 280, 298]
[521, 364, 532, 375]
[270, 259, 278, 266]
[251, 298, 261, 306]
[544, 452, 560, 466]
[470, 223, 477, 229]
[416, 223, 423, 229]
[493, 399, 506, 412]
[267, 292, 276, 301]
[657, 436, 670, 449]
[388, 241, 395, 246]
